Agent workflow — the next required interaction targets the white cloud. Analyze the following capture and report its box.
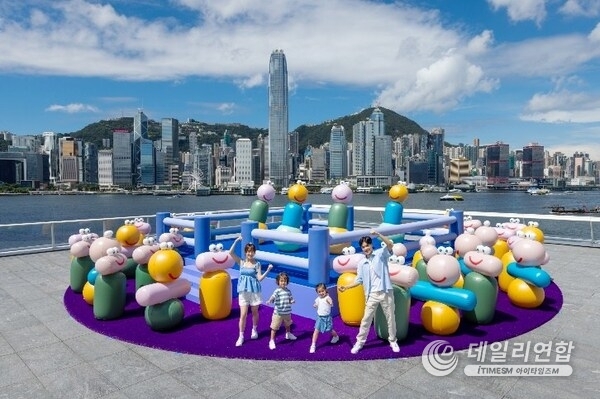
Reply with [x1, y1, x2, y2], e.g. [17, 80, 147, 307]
[1, 0, 599, 148]
[216, 102, 236, 114]
[376, 52, 498, 113]
[487, 0, 547, 25]
[45, 103, 99, 113]
[589, 22, 600, 42]
[559, 0, 600, 17]
[521, 90, 600, 123]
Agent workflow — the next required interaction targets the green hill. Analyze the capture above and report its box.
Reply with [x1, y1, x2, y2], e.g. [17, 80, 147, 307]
[68, 107, 427, 151]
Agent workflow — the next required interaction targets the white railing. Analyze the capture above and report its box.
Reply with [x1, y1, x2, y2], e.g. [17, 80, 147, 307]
[1, 206, 599, 257]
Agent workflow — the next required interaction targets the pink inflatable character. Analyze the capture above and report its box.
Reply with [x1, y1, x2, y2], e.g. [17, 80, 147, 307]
[463, 216, 482, 232]
[133, 217, 152, 235]
[159, 227, 185, 248]
[132, 236, 161, 290]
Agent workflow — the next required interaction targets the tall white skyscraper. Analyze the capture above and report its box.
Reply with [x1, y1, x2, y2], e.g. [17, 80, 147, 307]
[268, 49, 289, 188]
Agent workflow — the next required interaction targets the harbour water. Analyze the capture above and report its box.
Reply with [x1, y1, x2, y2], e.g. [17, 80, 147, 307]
[0, 190, 599, 250]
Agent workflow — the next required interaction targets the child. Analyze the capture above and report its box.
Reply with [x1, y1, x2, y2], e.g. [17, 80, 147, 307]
[266, 272, 296, 350]
[310, 283, 339, 353]
[229, 237, 273, 347]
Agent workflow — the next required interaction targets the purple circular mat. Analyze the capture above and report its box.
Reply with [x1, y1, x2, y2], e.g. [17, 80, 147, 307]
[64, 280, 562, 361]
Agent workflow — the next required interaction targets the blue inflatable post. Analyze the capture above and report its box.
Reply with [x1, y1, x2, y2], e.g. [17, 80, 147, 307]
[449, 209, 464, 246]
[302, 203, 312, 233]
[241, 220, 259, 249]
[194, 215, 211, 256]
[346, 205, 354, 231]
[156, 212, 169, 237]
[308, 226, 329, 286]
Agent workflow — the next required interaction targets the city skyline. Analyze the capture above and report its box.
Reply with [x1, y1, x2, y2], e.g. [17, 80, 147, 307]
[1, 1, 600, 161]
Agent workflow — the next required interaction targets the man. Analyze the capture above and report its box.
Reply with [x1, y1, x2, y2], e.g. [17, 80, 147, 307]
[339, 229, 400, 354]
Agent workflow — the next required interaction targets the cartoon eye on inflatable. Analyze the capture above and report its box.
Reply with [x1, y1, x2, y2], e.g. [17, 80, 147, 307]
[381, 241, 387, 248]
[341, 246, 355, 255]
[209, 243, 217, 252]
[495, 222, 502, 228]
[266, 180, 273, 186]
[476, 245, 492, 255]
[445, 247, 454, 256]
[528, 221, 539, 227]
[159, 242, 172, 250]
[437, 246, 446, 254]
[107, 247, 120, 256]
[143, 236, 156, 245]
[516, 230, 526, 238]
[124, 219, 133, 225]
[389, 255, 399, 264]
[524, 231, 536, 240]
[82, 234, 93, 242]
[134, 217, 143, 223]
[464, 215, 472, 222]
[215, 243, 224, 251]
[83, 228, 91, 234]
[78, 228, 86, 234]
[169, 227, 179, 234]
[104, 230, 114, 238]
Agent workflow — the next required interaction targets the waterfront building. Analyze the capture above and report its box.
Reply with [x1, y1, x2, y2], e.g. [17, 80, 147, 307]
[329, 124, 347, 180]
[132, 110, 148, 186]
[427, 128, 445, 186]
[42, 132, 59, 185]
[98, 149, 113, 189]
[139, 138, 157, 186]
[161, 118, 180, 185]
[235, 138, 253, 186]
[268, 49, 289, 188]
[522, 143, 545, 181]
[112, 129, 133, 187]
[449, 157, 471, 184]
[310, 147, 327, 183]
[486, 142, 510, 186]
[83, 142, 98, 184]
[195, 144, 213, 187]
[59, 137, 81, 184]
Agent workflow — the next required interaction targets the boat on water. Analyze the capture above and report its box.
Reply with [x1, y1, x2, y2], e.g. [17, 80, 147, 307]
[239, 186, 257, 196]
[550, 205, 600, 214]
[319, 187, 334, 194]
[440, 193, 464, 201]
[280, 187, 289, 195]
[527, 187, 551, 195]
[195, 186, 211, 196]
[356, 186, 384, 194]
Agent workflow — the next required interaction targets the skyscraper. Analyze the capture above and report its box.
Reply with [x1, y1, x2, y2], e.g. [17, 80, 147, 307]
[268, 49, 289, 187]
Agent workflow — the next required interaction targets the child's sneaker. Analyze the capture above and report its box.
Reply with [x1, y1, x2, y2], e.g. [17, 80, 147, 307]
[250, 329, 258, 339]
[351, 343, 363, 354]
[390, 341, 400, 353]
[309, 344, 316, 354]
[330, 335, 339, 344]
[269, 340, 276, 350]
[235, 336, 244, 347]
[285, 332, 297, 340]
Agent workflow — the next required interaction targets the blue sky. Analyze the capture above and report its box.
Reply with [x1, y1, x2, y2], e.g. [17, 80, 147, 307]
[1, 0, 600, 160]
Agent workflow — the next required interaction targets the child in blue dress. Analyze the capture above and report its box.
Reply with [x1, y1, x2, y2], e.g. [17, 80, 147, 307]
[310, 283, 339, 353]
[229, 237, 273, 346]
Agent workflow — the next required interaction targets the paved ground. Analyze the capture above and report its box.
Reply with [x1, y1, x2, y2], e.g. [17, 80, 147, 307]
[1, 245, 599, 399]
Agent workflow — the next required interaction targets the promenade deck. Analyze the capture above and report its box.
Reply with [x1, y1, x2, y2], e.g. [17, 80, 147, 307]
[1, 245, 599, 398]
